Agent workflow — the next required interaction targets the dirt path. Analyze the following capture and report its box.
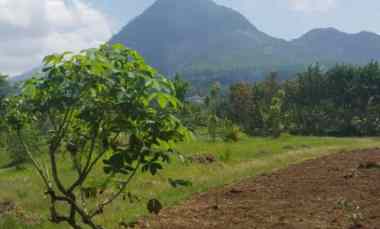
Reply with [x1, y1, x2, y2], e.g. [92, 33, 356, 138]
[138, 149, 380, 229]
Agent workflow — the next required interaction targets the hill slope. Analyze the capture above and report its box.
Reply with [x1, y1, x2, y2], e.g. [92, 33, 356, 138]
[110, 0, 380, 81]
[291, 28, 380, 65]
[110, 0, 293, 76]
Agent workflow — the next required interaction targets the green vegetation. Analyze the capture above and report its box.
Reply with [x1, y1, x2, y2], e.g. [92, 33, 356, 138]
[1, 1, 380, 227]
[1, 135, 379, 228]
[2, 32, 380, 228]
[224, 62, 380, 137]
[2, 44, 188, 229]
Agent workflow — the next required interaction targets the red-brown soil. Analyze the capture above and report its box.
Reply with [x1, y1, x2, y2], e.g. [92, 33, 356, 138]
[138, 149, 380, 229]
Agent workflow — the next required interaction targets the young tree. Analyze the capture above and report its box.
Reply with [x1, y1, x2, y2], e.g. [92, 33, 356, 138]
[5, 44, 189, 229]
[0, 73, 10, 114]
[206, 82, 221, 141]
[0, 73, 10, 150]
[173, 73, 190, 103]
[229, 82, 263, 134]
[262, 72, 280, 105]
[265, 90, 285, 137]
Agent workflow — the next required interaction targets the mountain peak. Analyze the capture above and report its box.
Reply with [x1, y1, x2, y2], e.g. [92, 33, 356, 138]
[110, 0, 277, 74]
[143, 0, 255, 31]
[296, 28, 380, 43]
[153, 0, 214, 6]
[309, 27, 343, 33]
[292, 27, 347, 44]
[109, 1, 380, 80]
[355, 30, 379, 38]
[301, 27, 345, 38]
[148, 0, 216, 13]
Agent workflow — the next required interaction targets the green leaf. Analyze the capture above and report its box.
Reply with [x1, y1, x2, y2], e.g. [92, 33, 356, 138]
[142, 162, 163, 175]
[112, 43, 126, 51]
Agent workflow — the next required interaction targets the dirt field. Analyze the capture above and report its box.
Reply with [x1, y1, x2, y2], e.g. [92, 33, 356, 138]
[138, 149, 380, 229]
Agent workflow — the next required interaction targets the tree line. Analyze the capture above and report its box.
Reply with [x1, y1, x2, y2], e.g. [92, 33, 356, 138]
[221, 62, 380, 137]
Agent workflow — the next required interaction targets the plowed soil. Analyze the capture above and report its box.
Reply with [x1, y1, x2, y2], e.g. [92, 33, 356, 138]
[138, 149, 380, 229]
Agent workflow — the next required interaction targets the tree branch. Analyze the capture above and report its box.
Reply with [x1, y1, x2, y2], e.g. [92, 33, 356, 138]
[90, 160, 141, 218]
[49, 108, 74, 195]
[67, 124, 102, 193]
[68, 129, 119, 193]
[16, 129, 50, 188]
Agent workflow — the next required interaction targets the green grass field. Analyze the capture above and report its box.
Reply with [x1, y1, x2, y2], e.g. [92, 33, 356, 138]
[1, 135, 379, 229]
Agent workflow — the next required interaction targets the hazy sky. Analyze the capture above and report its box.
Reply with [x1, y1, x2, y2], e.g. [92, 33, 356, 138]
[1, 0, 380, 75]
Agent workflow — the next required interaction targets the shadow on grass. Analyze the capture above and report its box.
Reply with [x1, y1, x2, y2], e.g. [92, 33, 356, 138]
[0, 160, 26, 171]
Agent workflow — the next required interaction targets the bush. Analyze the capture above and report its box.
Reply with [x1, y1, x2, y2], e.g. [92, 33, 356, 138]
[5, 44, 189, 229]
[222, 120, 241, 142]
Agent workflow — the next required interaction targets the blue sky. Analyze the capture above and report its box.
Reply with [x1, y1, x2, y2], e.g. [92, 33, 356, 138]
[1, 0, 379, 75]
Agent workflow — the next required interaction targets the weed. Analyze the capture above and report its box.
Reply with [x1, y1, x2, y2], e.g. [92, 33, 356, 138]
[219, 148, 232, 162]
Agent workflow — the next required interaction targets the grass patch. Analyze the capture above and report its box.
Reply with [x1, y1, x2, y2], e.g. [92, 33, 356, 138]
[0, 135, 379, 228]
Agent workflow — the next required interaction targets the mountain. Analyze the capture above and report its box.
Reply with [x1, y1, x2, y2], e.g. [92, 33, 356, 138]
[290, 28, 380, 65]
[14, 0, 380, 84]
[10, 67, 41, 83]
[110, 0, 380, 82]
[110, 0, 293, 77]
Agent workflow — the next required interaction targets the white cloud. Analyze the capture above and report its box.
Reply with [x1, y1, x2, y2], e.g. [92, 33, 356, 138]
[288, 0, 337, 13]
[0, 0, 113, 76]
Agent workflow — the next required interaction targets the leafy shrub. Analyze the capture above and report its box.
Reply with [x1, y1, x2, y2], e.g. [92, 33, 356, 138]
[5, 44, 190, 229]
[222, 119, 241, 142]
